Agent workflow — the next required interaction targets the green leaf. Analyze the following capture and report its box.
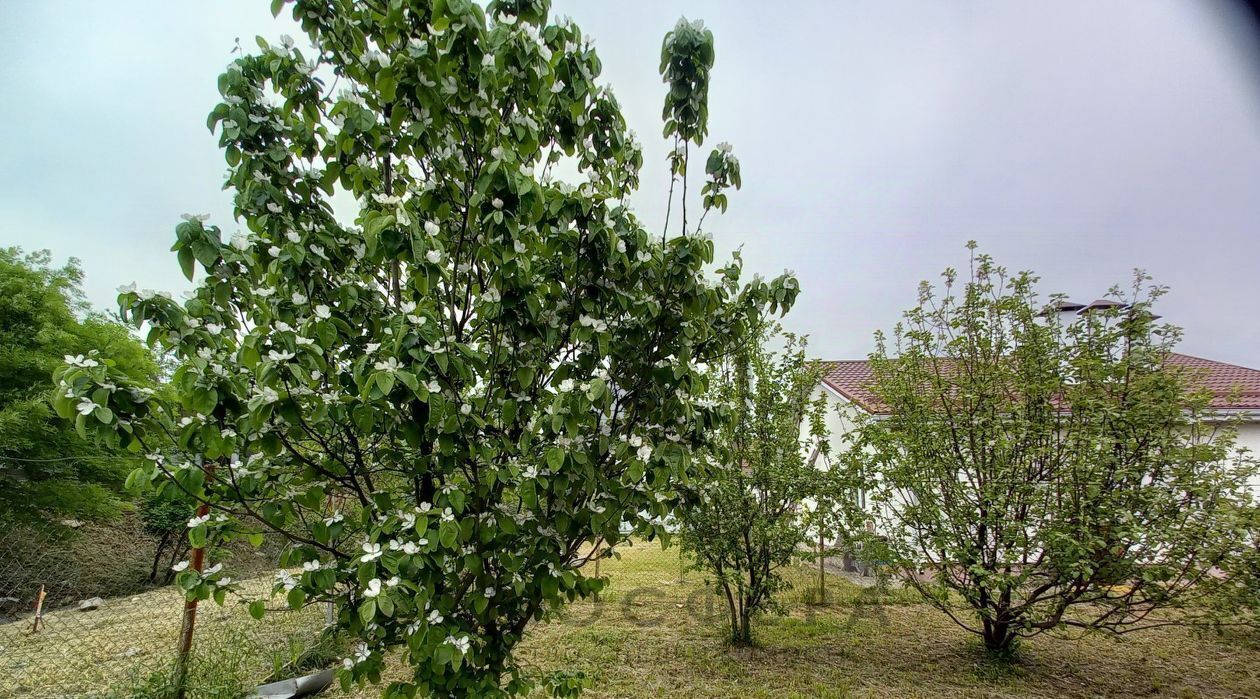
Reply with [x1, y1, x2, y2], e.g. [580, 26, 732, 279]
[178, 247, 195, 281]
[249, 600, 266, 619]
[439, 520, 459, 549]
[546, 447, 565, 470]
[586, 379, 606, 401]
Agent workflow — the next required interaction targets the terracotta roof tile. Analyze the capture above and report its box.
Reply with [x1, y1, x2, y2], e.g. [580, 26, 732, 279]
[1166, 353, 1260, 409]
[820, 353, 1260, 414]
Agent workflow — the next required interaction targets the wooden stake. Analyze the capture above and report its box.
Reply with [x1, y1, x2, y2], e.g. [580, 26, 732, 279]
[592, 542, 601, 601]
[818, 529, 826, 604]
[29, 584, 45, 633]
[174, 460, 217, 699]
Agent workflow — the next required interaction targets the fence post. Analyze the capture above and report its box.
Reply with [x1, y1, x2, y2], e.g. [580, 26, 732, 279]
[174, 460, 217, 699]
[592, 542, 601, 602]
[29, 584, 45, 633]
[818, 529, 826, 604]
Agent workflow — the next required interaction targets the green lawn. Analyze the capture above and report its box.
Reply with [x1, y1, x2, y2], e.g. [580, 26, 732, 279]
[5, 544, 1258, 698]
[341, 544, 1260, 699]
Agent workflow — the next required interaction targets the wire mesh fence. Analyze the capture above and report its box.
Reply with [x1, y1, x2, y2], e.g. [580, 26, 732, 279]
[0, 515, 327, 699]
[1, 521, 861, 699]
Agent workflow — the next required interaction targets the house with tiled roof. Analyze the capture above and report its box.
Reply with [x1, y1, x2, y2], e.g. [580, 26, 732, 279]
[810, 349, 1260, 498]
[817, 352, 1260, 418]
[807, 347, 1260, 558]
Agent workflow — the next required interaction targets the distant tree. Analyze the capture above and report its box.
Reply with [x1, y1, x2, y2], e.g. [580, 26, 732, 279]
[844, 244, 1253, 655]
[140, 491, 195, 584]
[678, 325, 829, 644]
[0, 247, 160, 523]
[54, 2, 797, 697]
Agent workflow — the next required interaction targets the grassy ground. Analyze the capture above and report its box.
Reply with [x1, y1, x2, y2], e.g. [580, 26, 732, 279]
[333, 544, 1260, 699]
[4, 544, 1258, 698]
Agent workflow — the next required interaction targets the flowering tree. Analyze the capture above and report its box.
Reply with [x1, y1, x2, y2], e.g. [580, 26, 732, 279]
[53, 1, 795, 696]
[843, 244, 1252, 655]
[677, 325, 828, 645]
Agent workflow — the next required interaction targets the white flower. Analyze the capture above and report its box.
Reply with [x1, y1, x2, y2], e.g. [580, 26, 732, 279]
[460, 403, 472, 416]
[426, 250, 443, 264]
[279, 34, 295, 50]
[365, 342, 381, 354]
[266, 202, 283, 214]
[425, 380, 441, 393]
[117, 282, 137, 295]
[446, 634, 471, 654]
[427, 609, 443, 624]
[386, 576, 401, 588]
[276, 570, 298, 591]
[268, 246, 281, 258]
[230, 233, 250, 251]
[484, 587, 495, 597]
[302, 559, 321, 572]
[400, 300, 417, 314]
[205, 322, 224, 335]
[286, 230, 301, 243]
[363, 578, 382, 598]
[717, 141, 733, 154]
[559, 379, 575, 393]
[187, 514, 210, 528]
[314, 304, 331, 320]
[64, 354, 99, 368]
[361, 542, 383, 562]
[76, 398, 100, 416]
[181, 213, 210, 223]
[291, 292, 307, 304]
[492, 198, 504, 209]
[578, 315, 608, 332]
[267, 349, 295, 363]
[257, 386, 280, 404]
[637, 444, 653, 460]
[424, 221, 439, 236]
[204, 563, 223, 575]
[171, 561, 189, 572]
[373, 357, 400, 373]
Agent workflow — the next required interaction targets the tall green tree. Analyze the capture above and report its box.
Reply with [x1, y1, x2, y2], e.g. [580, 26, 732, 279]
[844, 244, 1252, 655]
[55, 2, 796, 696]
[0, 248, 160, 523]
[678, 325, 828, 645]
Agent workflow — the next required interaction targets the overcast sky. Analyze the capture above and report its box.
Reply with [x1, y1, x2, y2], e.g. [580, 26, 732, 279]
[3, 1, 1260, 366]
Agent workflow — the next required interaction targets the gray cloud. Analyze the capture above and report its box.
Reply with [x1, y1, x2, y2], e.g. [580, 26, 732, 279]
[3, 1, 1258, 366]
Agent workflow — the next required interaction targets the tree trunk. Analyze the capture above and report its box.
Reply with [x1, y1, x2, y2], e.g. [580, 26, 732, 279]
[981, 617, 1015, 655]
[738, 605, 752, 645]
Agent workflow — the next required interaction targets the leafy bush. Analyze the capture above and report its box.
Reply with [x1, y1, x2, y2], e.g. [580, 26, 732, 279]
[843, 244, 1254, 654]
[678, 326, 830, 644]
